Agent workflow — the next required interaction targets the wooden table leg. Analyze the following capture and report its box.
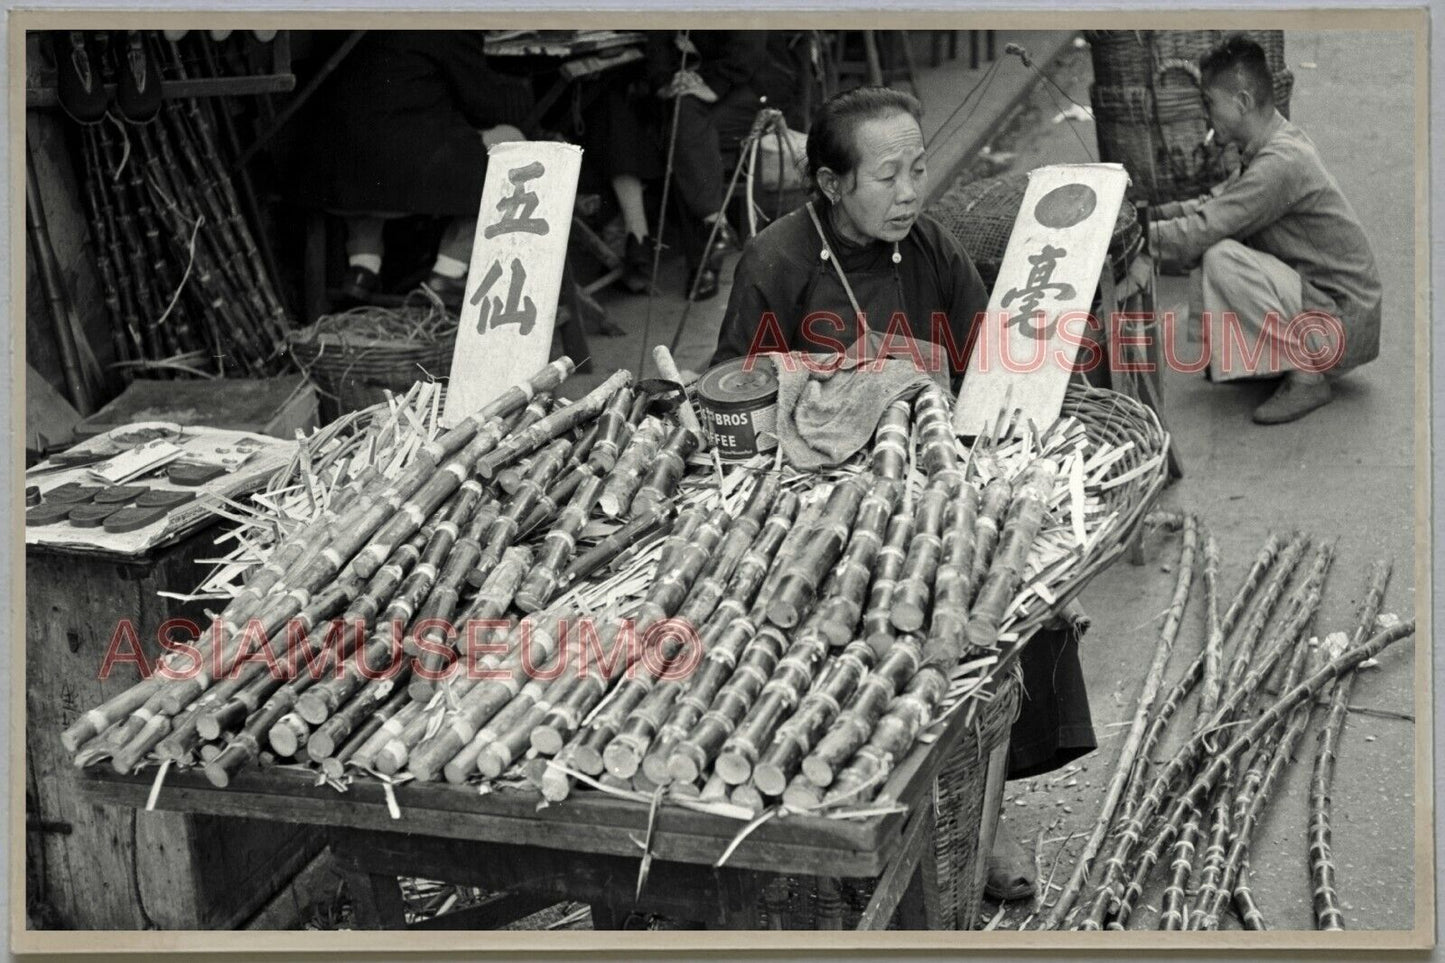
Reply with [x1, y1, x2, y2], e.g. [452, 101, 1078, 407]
[340, 865, 408, 930]
[967, 738, 1012, 929]
[857, 802, 934, 930]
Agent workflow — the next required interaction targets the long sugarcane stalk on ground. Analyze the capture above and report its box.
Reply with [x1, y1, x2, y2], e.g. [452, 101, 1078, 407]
[1042, 514, 1197, 929]
[1084, 555, 1337, 930]
[1110, 540, 1335, 929]
[1309, 560, 1392, 931]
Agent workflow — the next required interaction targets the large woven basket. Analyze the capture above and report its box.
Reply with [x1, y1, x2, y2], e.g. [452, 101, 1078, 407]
[288, 307, 456, 421]
[930, 173, 1144, 291]
[756, 671, 1023, 930]
[1085, 30, 1293, 204]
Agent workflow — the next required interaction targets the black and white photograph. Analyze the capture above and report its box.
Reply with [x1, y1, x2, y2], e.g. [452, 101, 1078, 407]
[12, 9, 1432, 954]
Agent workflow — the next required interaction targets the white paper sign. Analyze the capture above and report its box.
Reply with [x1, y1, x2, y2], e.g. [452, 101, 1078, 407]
[954, 163, 1130, 437]
[443, 141, 584, 428]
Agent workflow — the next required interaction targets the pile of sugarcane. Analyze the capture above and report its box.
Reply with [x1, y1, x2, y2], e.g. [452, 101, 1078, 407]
[77, 35, 289, 380]
[1040, 514, 1413, 931]
[63, 358, 1167, 823]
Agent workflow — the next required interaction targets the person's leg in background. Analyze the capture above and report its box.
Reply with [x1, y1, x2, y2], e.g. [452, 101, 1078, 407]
[1194, 238, 1333, 423]
[422, 215, 478, 308]
[340, 215, 387, 304]
[988, 612, 1097, 901]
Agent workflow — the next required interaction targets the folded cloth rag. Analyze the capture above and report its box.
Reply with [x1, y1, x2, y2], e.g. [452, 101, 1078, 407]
[769, 349, 941, 471]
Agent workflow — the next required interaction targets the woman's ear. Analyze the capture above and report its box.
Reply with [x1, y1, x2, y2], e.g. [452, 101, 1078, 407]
[816, 168, 841, 203]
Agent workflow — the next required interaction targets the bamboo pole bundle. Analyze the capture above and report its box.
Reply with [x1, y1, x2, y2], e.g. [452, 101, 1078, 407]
[1078, 570, 1330, 930]
[812, 477, 902, 646]
[604, 490, 798, 780]
[965, 458, 1060, 650]
[767, 475, 872, 629]
[870, 398, 911, 481]
[1309, 560, 1391, 931]
[798, 635, 922, 793]
[887, 475, 957, 634]
[631, 426, 705, 517]
[598, 416, 669, 518]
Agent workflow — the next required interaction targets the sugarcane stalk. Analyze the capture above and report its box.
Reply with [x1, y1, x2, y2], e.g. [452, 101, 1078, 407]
[768, 475, 871, 629]
[471, 441, 570, 586]
[1044, 514, 1198, 929]
[388, 549, 532, 777]
[1220, 534, 1310, 698]
[800, 635, 922, 790]
[321, 686, 412, 781]
[1309, 560, 1391, 931]
[584, 385, 635, 474]
[514, 474, 607, 611]
[969, 477, 1013, 589]
[1200, 532, 1225, 720]
[885, 477, 955, 634]
[1079, 575, 1343, 930]
[493, 394, 557, 491]
[912, 383, 958, 477]
[310, 669, 411, 761]
[446, 671, 551, 783]
[402, 609, 573, 781]
[630, 426, 704, 518]
[476, 371, 631, 480]
[870, 398, 910, 480]
[753, 639, 874, 796]
[597, 416, 668, 518]
[812, 477, 901, 646]
[558, 502, 672, 591]
[641, 493, 822, 784]
[965, 458, 1060, 650]
[471, 645, 577, 779]
[822, 660, 949, 806]
[603, 489, 795, 780]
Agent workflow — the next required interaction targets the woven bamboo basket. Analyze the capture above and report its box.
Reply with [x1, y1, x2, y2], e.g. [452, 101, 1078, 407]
[930, 173, 1144, 291]
[287, 303, 457, 421]
[1085, 30, 1293, 204]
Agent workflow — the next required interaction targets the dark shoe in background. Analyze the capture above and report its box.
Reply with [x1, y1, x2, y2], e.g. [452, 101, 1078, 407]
[337, 265, 381, 306]
[421, 272, 467, 312]
[56, 32, 108, 125]
[707, 218, 739, 262]
[112, 30, 162, 124]
[687, 263, 719, 302]
[622, 233, 657, 294]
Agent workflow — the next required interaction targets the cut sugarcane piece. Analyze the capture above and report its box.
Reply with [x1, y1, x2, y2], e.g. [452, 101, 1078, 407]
[598, 415, 668, 518]
[767, 475, 871, 629]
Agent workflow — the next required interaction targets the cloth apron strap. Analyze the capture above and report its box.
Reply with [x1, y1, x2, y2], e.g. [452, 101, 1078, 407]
[805, 201, 867, 323]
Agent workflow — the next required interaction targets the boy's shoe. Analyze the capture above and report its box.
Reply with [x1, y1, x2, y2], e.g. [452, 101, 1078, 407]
[1252, 373, 1333, 424]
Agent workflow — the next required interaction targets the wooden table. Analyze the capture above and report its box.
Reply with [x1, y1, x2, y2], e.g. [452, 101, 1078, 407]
[79, 680, 1001, 931]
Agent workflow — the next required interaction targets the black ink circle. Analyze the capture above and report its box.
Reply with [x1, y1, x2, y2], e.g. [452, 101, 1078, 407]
[1034, 184, 1097, 229]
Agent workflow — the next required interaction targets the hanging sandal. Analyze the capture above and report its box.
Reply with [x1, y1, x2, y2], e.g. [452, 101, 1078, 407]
[112, 29, 162, 124]
[55, 31, 108, 125]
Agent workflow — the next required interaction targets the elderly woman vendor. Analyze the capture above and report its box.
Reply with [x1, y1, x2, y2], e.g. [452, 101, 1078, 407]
[710, 87, 1097, 902]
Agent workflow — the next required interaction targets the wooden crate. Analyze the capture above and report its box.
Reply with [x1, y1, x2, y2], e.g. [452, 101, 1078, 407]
[26, 525, 320, 929]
